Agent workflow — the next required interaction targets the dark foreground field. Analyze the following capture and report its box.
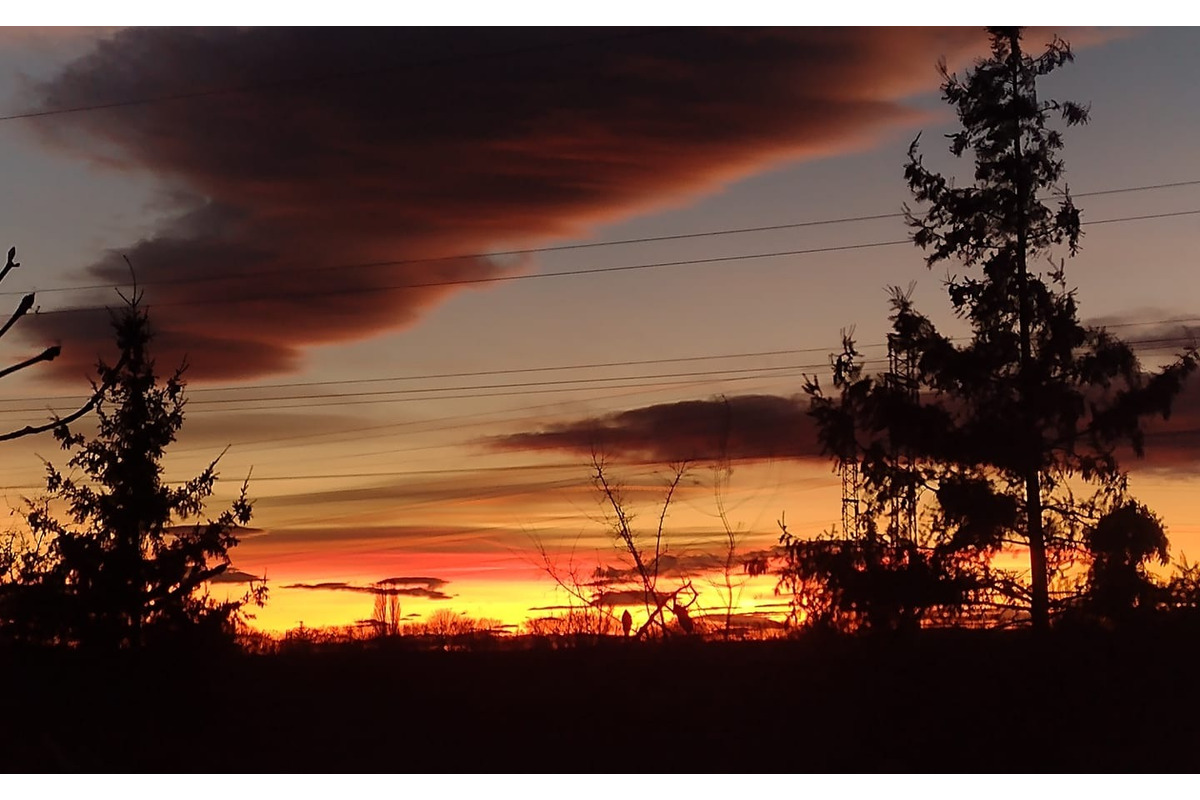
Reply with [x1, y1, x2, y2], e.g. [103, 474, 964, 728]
[3, 627, 1199, 772]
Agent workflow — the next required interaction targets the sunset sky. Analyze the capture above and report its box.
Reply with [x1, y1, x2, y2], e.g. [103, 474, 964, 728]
[0, 26, 1197, 633]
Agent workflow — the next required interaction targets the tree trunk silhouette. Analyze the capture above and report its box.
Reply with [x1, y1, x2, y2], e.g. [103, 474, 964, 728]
[1005, 30, 1050, 632]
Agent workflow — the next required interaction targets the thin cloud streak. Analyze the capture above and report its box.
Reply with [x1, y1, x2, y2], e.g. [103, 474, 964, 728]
[282, 577, 451, 601]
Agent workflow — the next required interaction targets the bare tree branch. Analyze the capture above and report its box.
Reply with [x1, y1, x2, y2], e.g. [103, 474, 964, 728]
[0, 293, 35, 341]
[0, 246, 20, 287]
[0, 345, 60, 381]
[0, 353, 128, 443]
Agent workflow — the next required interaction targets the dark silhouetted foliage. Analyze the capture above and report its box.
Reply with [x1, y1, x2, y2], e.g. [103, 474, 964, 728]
[1163, 557, 1200, 618]
[0, 292, 264, 648]
[1084, 501, 1168, 622]
[795, 27, 1197, 632]
[778, 516, 986, 633]
[573, 454, 698, 639]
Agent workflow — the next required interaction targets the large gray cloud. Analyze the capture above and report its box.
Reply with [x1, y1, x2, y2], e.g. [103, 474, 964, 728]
[20, 27, 998, 381]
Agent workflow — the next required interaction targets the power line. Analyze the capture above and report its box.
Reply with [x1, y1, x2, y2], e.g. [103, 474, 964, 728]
[202, 431, 1200, 515]
[9, 181, 1200, 301]
[150, 326, 1200, 407]
[0, 373, 768, 481]
[1085, 208, 1200, 227]
[0, 328, 1193, 417]
[0, 371, 809, 489]
[26, 239, 913, 314]
[0, 213, 906, 299]
[23, 206, 1200, 317]
[196, 458, 707, 500]
[183, 370, 801, 458]
[0, 367, 824, 417]
[1, 368, 782, 464]
[233, 462, 584, 484]
[189, 363, 815, 406]
[6, 368, 1198, 490]
[237, 425, 1200, 487]
[196, 334, 1200, 466]
[178, 462, 589, 487]
[161, 324, 1200, 454]
[7, 329, 1192, 421]
[0, 343, 866, 405]
[12, 412, 1198, 499]
[146, 325, 1200, 396]
[0, 468, 591, 497]
[1071, 180, 1200, 199]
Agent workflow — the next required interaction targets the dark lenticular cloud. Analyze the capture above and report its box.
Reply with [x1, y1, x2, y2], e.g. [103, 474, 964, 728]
[493, 374, 1200, 471]
[491, 393, 820, 462]
[282, 577, 451, 600]
[207, 567, 266, 584]
[23, 27, 992, 381]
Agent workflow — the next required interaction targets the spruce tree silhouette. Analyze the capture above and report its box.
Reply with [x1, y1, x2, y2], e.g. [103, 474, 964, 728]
[0, 286, 265, 647]
[799, 27, 1197, 632]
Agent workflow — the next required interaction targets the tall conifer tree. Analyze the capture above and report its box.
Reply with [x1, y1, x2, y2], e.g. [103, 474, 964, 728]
[802, 27, 1195, 631]
[1, 291, 263, 647]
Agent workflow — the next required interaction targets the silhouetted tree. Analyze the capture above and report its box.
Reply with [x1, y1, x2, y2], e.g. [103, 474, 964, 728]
[1084, 501, 1168, 622]
[778, 515, 986, 633]
[801, 28, 1196, 632]
[1162, 557, 1200, 618]
[527, 534, 623, 642]
[523, 606, 619, 640]
[709, 399, 757, 639]
[414, 609, 502, 649]
[534, 447, 747, 640]
[371, 585, 403, 637]
[0, 289, 265, 647]
[589, 453, 698, 638]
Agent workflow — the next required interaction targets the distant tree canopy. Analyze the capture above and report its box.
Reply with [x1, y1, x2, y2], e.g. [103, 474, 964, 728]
[0, 290, 264, 648]
[785, 27, 1197, 632]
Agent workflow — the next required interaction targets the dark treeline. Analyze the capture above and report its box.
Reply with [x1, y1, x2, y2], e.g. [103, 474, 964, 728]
[2, 629, 1199, 770]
